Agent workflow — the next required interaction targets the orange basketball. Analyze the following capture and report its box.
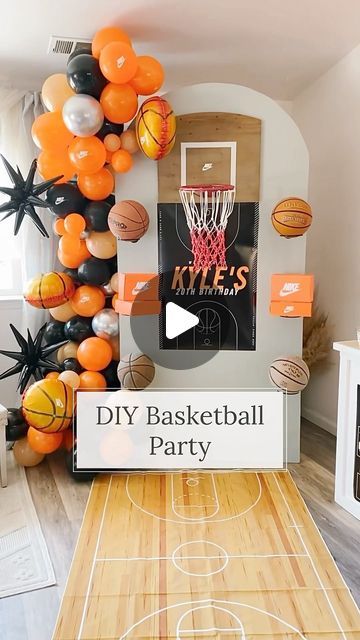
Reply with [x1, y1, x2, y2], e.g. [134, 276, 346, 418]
[77, 337, 112, 371]
[271, 198, 312, 238]
[108, 200, 149, 241]
[24, 272, 75, 309]
[135, 96, 176, 160]
[22, 379, 74, 433]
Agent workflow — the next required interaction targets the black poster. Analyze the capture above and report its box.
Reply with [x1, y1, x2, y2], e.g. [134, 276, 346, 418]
[158, 202, 258, 351]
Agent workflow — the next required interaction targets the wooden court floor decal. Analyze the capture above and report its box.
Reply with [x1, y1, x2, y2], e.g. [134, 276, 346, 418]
[53, 471, 360, 639]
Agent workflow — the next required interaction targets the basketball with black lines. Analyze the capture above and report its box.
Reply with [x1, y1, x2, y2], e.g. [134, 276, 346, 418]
[269, 356, 310, 394]
[108, 201, 149, 242]
[135, 96, 176, 160]
[22, 379, 74, 433]
[24, 272, 75, 309]
[271, 198, 312, 238]
[117, 352, 155, 390]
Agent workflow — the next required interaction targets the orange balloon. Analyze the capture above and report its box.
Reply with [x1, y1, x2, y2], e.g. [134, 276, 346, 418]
[63, 429, 74, 451]
[109, 336, 120, 360]
[71, 285, 105, 317]
[79, 370, 107, 390]
[111, 148, 133, 173]
[77, 168, 114, 200]
[57, 241, 91, 269]
[59, 233, 81, 254]
[32, 111, 74, 150]
[120, 130, 138, 154]
[46, 371, 60, 380]
[68, 136, 106, 174]
[77, 337, 112, 371]
[100, 83, 138, 124]
[28, 427, 63, 455]
[99, 41, 138, 84]
[53, 218, 65, 236]
[64, 213, 86, 236]
[129, 56, 164, 95]
[92, 26, 131, 59]
[37, 149, 74, 184]
[104, 133, 121, 152]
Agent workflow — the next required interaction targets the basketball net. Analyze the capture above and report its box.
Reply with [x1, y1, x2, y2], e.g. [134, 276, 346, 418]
[179, 185, 235, 271]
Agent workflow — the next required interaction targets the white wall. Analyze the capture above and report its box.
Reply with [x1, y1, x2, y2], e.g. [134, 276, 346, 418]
[0, 299, 23, 408]
[118, 83, 309, 462]
[293, 44, 360, 435]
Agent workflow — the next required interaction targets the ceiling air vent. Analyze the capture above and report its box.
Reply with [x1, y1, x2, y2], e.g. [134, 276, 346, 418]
[48, 36, 92, 56]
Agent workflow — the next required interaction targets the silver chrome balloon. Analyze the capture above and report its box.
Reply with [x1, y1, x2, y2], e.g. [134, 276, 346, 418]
[101, 280, 115, 297]
[62, 94, 104, 137]
[92, 309, 119, 339]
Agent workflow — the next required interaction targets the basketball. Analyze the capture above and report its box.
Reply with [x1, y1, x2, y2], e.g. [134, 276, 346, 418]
[24, 272, 75, 309]
[117, 352, 155, 390]
[271, 198, 312, 238]
[135, 96, 176, 160]
[108, 200, 149, 241]
[269, 355, 310, 394]
[22, 379, 74, 433]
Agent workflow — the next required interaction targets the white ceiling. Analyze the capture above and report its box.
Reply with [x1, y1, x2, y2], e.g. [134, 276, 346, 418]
[1, 0, 360, 100]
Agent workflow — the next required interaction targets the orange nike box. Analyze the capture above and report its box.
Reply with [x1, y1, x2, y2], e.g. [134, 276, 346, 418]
[271, 274, 314, 302]
[118, 273, 159, 301]
[270, 301, 313, 317]
[115, 299, 162, 316]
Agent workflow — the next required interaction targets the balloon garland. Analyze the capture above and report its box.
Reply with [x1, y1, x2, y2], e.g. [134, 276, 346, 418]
[0, 24, 173, 478]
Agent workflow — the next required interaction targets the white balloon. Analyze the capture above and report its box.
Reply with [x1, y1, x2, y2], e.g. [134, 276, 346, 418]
[62, 94, 104, 137]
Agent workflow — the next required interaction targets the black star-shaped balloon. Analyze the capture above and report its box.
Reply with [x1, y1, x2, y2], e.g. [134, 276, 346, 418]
[0, 155, 62, 237]
[0, 323, 67, 394]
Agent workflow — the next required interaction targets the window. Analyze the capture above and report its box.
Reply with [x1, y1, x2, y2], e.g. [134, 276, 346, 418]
[0, 154, 23, 296]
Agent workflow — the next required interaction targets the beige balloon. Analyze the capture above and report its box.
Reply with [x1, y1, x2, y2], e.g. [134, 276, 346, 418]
[59, 370, 80, 389]
[49, 301, 75, 322]
[120, 129, 139, 154]
[57, 341, 79, 364]
[42, 73, 75, 112]
[86, 231, 117, 259]
[110, 272, 119, 293]
[13, 438, 45, 467]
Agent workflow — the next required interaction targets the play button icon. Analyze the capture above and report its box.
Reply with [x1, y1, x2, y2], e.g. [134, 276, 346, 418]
[165, 302, 199, 339]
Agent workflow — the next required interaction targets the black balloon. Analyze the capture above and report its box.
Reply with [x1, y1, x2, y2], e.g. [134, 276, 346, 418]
[65, 448, 96, 482]
[67, 54, 107, 99]
[107, 255, 118, 274]
[64, 316, 93, 342]
[6, 413, 28, 441]
[62, 358, 83, 374]
[63, 267, 81, 285]
[83, 200, 111, 232]
[68, 47, 91, 64]
[43, 320, 65, 345]
[102, 361, 120, 388]
[0, 324, 66, 394]
[96, 118, 124, 141]
[0, 156, 61, 237]
[47, 183, 86, 218]
[78, 257, 111, 286]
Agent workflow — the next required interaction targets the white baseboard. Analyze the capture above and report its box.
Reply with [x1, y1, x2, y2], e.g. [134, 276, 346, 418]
[301, 405, 337, 436]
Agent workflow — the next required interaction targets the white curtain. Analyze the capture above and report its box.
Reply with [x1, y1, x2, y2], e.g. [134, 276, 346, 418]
[0, 88, 55, 336]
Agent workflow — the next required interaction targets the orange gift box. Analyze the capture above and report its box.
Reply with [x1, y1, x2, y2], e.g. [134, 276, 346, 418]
[270, 301, 312, 318]
[271, 274, 314, 303]
[115, 299, 161, 316]
[118, 273, 159, 302]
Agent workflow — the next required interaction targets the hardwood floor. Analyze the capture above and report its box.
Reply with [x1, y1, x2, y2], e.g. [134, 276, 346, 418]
[0, 419, 359, 640]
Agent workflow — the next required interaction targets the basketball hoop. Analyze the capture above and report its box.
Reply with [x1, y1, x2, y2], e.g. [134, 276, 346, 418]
[179, 184, 235, 271]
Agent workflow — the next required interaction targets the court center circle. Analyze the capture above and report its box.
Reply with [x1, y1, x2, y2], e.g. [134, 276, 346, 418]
[186, 478, 199, 487]
[171, 540, 229, 577]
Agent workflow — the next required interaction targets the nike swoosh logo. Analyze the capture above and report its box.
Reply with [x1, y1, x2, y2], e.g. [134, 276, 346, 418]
[202, 163, 213, 172]
[279, 289, 299, 297]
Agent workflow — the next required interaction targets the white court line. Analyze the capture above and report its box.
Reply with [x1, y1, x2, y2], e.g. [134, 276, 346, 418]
[118, 598, 308, 640]
[172, 474, 220, 520]
[96, 553, 308, 562]
[77, 476, 113, 640]
[125, 472, 262, 523]
[273, 472, 348, 640]
[171, 540, 229, 577]
[176, 604, 245, 639]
